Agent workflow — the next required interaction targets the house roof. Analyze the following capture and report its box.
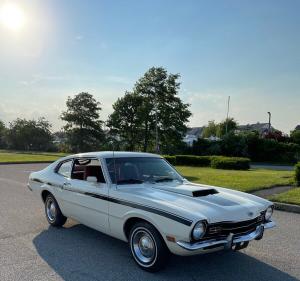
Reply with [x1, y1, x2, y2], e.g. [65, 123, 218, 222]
[237, 122, 274, 133]
[186, 127, 204, 137]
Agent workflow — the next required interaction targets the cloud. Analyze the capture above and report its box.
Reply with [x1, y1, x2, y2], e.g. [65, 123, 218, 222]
[182, 91, 228, 127]
[19, 74, 71, 86]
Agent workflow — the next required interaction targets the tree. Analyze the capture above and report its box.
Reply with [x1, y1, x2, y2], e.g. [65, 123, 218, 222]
[290, 130, 300, 145]
[107, 92, 144, 151]
[0, 120, 7, 148]
[108, 67, 192, 153]
[217, 118, 238, 137]
[61, 92, 104, 152]
[264, 130, 288, 142]
[132, 67, 191, 153]
[202, 121, 218, 138]
[221, 132, 248, 157]
[6, 118, 53, 151]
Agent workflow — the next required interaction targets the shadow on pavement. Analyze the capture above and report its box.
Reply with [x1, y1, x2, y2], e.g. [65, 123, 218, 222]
[33, 224, 298, 281]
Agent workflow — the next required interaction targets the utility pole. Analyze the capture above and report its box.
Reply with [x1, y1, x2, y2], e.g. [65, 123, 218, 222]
[267, 112, 271, 133]
[225, 96, 230, 134]
[155, 92, 159, 153]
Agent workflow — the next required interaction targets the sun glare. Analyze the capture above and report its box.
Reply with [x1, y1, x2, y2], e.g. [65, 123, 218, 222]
[0, 2, 25, 31]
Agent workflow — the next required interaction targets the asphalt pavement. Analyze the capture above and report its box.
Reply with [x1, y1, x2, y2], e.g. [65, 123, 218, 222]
[0, 163, 299, 281]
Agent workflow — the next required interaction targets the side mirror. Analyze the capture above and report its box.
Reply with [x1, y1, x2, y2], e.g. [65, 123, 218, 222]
[86, 176, 98, 183]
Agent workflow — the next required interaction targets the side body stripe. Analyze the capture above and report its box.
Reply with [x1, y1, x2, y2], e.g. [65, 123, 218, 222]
[33, 179, 193, 226]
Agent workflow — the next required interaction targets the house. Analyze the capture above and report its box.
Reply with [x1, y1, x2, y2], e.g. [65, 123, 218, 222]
[183, 127, 204, 146]
[236, 122, 275, 135]
[295, 125, 300, 131]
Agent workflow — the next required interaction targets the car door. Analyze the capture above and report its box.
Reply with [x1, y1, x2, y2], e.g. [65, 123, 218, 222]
[58, 157, 109, 233]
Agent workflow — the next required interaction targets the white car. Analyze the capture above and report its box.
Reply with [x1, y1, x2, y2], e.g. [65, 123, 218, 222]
[28, 151, 275, 271]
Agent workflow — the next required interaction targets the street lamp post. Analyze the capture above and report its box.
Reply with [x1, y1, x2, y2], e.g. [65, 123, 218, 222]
[267, 112, 271, 133]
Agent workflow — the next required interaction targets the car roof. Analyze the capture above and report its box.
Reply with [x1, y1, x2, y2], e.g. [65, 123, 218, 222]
[62, 151, 162, 160]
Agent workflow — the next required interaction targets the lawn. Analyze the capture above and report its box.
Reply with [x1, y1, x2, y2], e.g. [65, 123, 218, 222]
[176, 166, 294, 193]
[0, 151, 295, 193]
[269, 188, 300, 206]
[0, 150, 67, 163]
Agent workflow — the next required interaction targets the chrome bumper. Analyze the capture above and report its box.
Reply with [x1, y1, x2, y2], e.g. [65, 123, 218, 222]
[177, 220, 276, 251]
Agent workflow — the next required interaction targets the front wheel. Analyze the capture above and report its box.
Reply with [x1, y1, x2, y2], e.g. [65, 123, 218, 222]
[44, 194, 67, 227]
[129, 222, 169, 272]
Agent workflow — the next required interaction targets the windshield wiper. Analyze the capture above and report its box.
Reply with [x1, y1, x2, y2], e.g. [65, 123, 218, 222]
[117, 179, 144, 185]
[155, 177, 175, 183]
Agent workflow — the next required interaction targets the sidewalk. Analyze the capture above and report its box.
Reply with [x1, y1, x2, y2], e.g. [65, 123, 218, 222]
[251, 185, 300, 214]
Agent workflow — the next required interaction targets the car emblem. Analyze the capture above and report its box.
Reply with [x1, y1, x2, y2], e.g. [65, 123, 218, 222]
[247, 211, 254, 217]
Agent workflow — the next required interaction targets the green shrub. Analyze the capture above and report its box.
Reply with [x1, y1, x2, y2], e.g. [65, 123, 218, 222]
[163, 155, 176, 166]
[210, 156, 250, 170]
[295, 163, 300, 186]
[175, 155, 212, 166]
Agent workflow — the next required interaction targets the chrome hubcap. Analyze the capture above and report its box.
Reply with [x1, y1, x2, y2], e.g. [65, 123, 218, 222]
[46, 199, 56, 221]
[132, 230, 156, 264]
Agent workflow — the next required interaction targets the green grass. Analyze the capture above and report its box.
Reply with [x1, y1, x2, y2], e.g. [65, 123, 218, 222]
[0, 151, 295, 193]
[176, 166, 294, 193]
[269, 188, 300, 206]
[0, 150, 68, 163]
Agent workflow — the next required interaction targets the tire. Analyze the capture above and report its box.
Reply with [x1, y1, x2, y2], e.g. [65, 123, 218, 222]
[44, 194, 67, 227]
[129, 222, 170, 272]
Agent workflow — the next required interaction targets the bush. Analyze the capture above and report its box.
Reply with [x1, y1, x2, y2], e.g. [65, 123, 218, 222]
[163, 155, 176, 166]
[295, 163, 300, 186]
[210, 156, 250, 170]
[247, 136, 300, 163]
[175, 155, 212, 166]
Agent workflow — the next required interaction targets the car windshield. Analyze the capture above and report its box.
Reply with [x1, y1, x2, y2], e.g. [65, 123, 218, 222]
[105, 157, 183, 184]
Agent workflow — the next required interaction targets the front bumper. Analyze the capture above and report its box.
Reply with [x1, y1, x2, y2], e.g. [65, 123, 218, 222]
[176, 220, 276, 251]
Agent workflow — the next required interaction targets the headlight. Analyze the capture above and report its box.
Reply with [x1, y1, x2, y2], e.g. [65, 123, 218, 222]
[265, 206, 273, 221]
[192, 221, 206, 240]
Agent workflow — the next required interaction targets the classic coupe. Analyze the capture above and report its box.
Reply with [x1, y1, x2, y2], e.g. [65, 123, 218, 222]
[28, 152, 275, 271]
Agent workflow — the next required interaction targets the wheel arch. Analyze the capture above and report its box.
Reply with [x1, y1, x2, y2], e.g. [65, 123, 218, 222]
[41, 189, 55, 202]
[123, 216, 163, 241]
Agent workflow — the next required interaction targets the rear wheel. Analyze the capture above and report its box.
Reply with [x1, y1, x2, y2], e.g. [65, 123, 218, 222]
[129, 222, 169, 272]
[44, 194, 67, 227]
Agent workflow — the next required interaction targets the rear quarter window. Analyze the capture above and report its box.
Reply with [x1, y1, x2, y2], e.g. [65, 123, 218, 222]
[57, 160, 73, 178]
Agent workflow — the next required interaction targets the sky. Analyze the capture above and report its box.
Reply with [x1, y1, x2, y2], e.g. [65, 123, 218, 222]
[0, 0, 299, 133]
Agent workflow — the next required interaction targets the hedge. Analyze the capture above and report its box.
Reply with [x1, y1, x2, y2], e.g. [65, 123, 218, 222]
[175, 155, 211, 166]
[163, 155, 250, 170]
[163, 155, 176, 165]
[210, 156, 250, 170]
[295, 163, 300, 186]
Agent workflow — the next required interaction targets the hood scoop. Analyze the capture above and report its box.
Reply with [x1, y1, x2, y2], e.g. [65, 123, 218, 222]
[152, 183, 219, 197]
[192, 189, 218, 197]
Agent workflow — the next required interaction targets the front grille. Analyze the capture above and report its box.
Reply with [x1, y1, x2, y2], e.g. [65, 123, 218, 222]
[203, 214, 264, 240]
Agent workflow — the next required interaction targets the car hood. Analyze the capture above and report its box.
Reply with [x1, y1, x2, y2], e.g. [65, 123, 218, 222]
[118, 181, 271, 224]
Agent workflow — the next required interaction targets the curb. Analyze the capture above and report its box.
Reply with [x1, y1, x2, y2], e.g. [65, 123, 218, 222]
[273, 202, 300, 214]
[0, 161, 54, 165]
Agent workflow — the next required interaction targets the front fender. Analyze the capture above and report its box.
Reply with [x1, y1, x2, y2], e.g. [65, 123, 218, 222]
[108, 204, 193, 247]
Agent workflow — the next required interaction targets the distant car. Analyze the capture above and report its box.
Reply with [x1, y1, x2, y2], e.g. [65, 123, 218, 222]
[28, 151, 276, 271]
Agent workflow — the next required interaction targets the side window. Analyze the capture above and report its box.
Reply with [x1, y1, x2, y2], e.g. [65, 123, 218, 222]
[71, 158, 106, 183]
[57, 160, 73, 178]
